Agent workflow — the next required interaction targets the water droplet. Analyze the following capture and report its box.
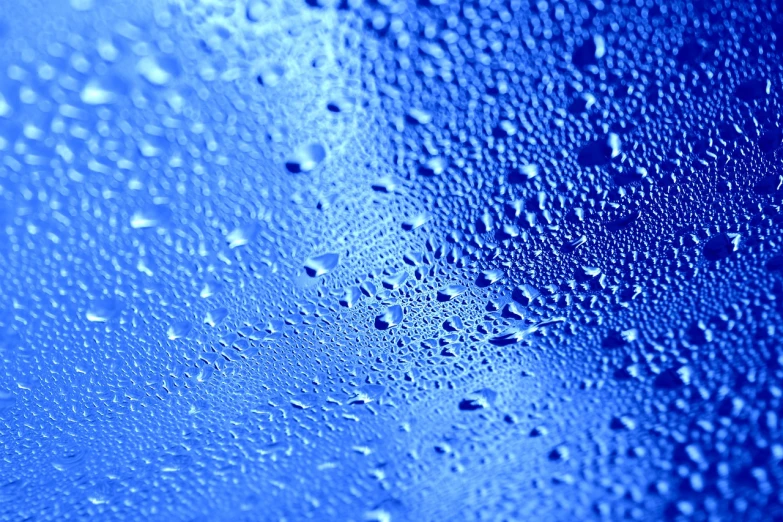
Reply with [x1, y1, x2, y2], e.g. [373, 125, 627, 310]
[437, 284, 467, 302]
[382, 271, 408, 290]
[137, 56, 177, 86]
[304, 253, 340, 277]
[226, 223, 258, 249]
[285, 143, 326, 173]
[80, 81, 117, 105]
[339, 286, 362, 308]
[458, 389, 497, 411]
[374, 304, 403, 330]
[86, 297, 122, 323]
[167, 321, 192, 340]
[476, 269, 504, 287]
[204, 308, 228, 327]
[130, 205, 172, 229]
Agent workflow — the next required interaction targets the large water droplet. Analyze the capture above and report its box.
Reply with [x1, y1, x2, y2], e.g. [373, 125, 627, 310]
[374, 304, 403, 330]
[304, 253, 340, 277]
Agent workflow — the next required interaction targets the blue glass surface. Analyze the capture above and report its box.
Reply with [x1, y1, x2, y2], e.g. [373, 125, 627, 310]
[0, 0, 782, 520]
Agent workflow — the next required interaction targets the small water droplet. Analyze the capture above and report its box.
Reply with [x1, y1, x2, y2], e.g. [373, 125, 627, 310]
[130, 205, 172, 229]
[285, 143, 326, 173]
[437, 284, 467, 302]
[86, 297, 122, 323]
[167, 321, 192, 340]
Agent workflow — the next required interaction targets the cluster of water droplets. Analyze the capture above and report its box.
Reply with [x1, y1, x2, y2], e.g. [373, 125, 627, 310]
[0, 0, 782, 520]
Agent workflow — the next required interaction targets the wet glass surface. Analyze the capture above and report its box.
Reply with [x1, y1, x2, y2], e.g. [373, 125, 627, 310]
[1, 0, 783, 520]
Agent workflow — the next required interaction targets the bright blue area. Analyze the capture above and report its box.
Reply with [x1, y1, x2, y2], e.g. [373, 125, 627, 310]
[0, 0, 782, 520]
